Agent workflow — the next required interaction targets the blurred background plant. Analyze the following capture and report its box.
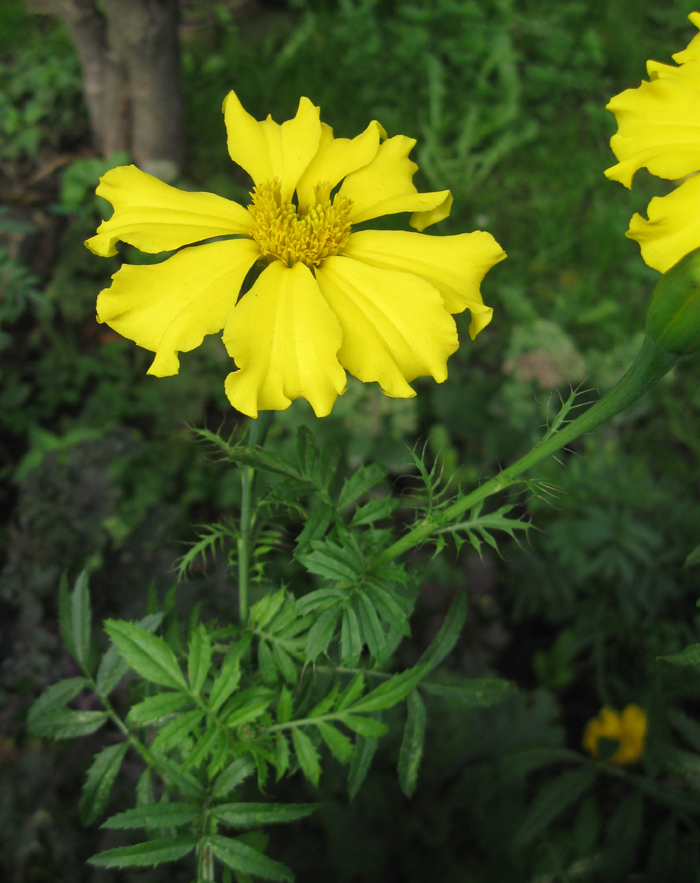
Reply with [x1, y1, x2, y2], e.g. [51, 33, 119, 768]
[3, 0, 700, 880]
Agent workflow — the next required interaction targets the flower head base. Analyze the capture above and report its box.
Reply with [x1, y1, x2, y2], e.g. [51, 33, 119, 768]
[646, 246, 700, 354]
[86, 90, 505, 417]
[605, 12, 700, 272]
[583, 705, 647, 766]
[249, 179, 352, 267]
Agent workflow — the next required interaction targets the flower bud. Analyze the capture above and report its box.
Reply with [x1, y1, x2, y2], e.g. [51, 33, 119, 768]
[645, 247, 700, 355]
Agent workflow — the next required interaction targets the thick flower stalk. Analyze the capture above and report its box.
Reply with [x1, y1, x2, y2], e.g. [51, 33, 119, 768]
[583, 705, 647, 766]
[87, 91, 505, 417]
[605, 12, 700, 273]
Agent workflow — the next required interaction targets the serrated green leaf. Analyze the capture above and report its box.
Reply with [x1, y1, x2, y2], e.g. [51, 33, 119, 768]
[417, 591, 467, 672]
[251, 589, 287, 629]
[308, 684, 340, 719]
[153, 756, 206, 799]
[367, 585, 410, 635]
[207, 834, 294, 882]
[316, 721, 354, 763]
[230, 444, 303, 481]
[514, 766, 598, 847]
[212, 757, 257, 799]
[258, 640, 277, 684]
[28, 678, 88, 725]
[95, 613, 163, 697]
[95, 645, 130, 699]
[271, 644, 298, 685]
[318, 439, 341, 488]
[275, 733, 290, 780]
[295, 588, 346, 614]
[301, 537, 364, 582]
[340, 714, 388, 739]
[340, 606, 363, 667]
[350, 496, 398, 527]
[210, 651, 242, 713]
[181, 724, 220, 772]
[350, 665, 428, 714]
[276, 687, 293, 725]
[212, 802, 317, 827]
[127, 691, 191, 725]
[296, 423, 314, 477]
[65, 570, 92, 671]
[104, 620, 187, 691]
[187, 625, 212, 695]
[295, 504, 334, 556]
[270, 603, 307, 637]
[151, 709, 203, 753]
[301, 552, 357, 582]
[89, 836, 197, 868]
[398, 690, 426, 798]
[305, 608, 341, 662]
[291, 727, 321, 786]
[29, 708, 108, 739]
[348, 735, 379, 800]
[337, 673, 365, 712]
[136, 768, 154, 807]
[103, 802, 200, 830]
[659, 644, 700, 667]
[339, 464, 386, 509]
[421, 677, 516, 707]
[225, 698, 271, 729]
[81, 742, 129, 825]
[356, 593, 386, 661]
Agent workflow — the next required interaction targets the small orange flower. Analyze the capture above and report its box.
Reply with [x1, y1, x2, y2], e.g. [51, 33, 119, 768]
[583, 705, 647, 765]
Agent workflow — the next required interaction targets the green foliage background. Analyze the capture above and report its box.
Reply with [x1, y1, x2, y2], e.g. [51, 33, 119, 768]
[2, 0, 700, 880]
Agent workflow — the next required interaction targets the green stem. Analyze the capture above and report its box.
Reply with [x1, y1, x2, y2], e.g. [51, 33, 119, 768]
[238, 412, 273, 625]
[196, 828, 215, 882]
[374, 336, 681, 567]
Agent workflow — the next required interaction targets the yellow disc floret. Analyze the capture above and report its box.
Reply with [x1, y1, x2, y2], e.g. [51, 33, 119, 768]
[248, 178, 353, 268]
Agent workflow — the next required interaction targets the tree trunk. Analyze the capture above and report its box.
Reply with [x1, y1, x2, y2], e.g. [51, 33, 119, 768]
[102, 0, 184, 178]
[47, 0, 183, 179]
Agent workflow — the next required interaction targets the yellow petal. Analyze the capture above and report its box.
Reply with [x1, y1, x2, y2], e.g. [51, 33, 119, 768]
[626, 173, 700, 272]
[343, 229, 505, 337]
[671, 12, 700, 65]
[223, 91, 321, 202]
[223, 261, 346, 418]
[339, 135, 451, 227]
[315, 256, 458, 398]
[411, 196, 454, 233]
[296, 120, 383, 209]
[605, 75, 700, 188]
[85, 165, 252, 257]
[96, 238, 260, 376]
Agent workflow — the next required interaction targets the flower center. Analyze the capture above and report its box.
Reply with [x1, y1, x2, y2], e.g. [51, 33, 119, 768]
[248, 178, 353, 268]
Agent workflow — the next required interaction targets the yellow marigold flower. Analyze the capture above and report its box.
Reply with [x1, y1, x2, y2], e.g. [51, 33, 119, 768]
[605, 12, 700, 273]
[582, 705, 647, 766]
[86, 91, 505, 418]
